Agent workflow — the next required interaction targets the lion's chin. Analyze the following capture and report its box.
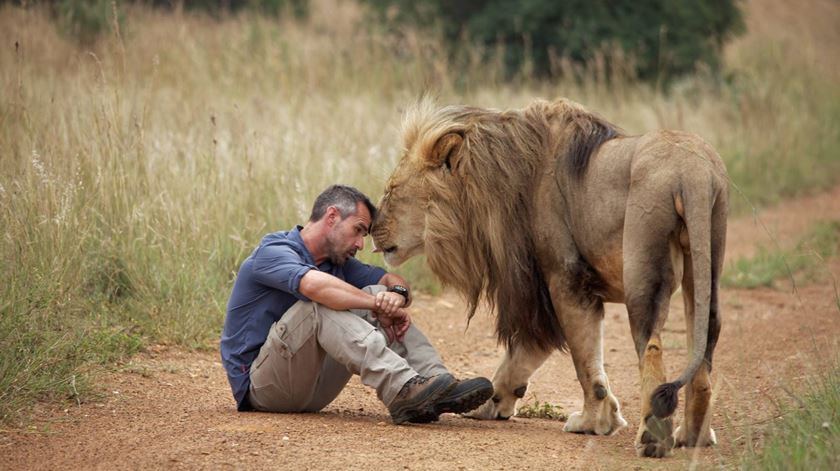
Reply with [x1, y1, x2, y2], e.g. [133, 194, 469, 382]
[382, 244, 423, 267]
[383, 251, 412, 267]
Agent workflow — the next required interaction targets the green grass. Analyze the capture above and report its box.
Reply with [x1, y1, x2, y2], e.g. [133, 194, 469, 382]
[742, 366, 840, 470]
[516, 398, 568, 421]
[722, 221, 840, 289]
[0, 0, 838, 424]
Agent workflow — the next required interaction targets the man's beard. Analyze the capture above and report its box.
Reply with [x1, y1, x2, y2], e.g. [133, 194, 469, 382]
[325, 231, 355, 266]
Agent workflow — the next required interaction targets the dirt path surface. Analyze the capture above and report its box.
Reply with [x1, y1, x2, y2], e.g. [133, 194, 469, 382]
[3, 188, 840, 470]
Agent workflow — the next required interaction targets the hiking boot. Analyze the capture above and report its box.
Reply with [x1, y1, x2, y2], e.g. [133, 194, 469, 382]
[407, 377, 494, 423]
[434, 377, 494, 416]
[389, 373, 456, 425]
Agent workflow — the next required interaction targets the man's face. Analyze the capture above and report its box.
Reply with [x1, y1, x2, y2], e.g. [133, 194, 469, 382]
[324, 202, 371, 265]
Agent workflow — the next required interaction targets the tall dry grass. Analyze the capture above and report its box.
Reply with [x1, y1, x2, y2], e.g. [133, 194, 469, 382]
[1, 0, 838, 424]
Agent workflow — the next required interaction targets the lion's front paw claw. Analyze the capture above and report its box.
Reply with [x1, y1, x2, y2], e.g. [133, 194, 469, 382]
[464, 398, 510, 420]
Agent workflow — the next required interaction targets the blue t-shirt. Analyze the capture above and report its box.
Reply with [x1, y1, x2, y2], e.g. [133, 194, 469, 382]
[220, 226, 386, 410]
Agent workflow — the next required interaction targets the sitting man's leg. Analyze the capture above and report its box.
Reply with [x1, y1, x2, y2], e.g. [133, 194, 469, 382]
[248, 298, 455, 424]
[355, 286, 495, 420]
[303, 285, 444, 413]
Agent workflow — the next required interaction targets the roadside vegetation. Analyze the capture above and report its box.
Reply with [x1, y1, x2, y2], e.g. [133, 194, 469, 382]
[742, 365, 840, 470]
[722, 220, 840, 289]
[1, 0, 838, 440]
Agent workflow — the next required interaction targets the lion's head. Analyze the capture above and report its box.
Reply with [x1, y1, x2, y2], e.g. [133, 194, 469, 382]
[370, 101, 472, 268]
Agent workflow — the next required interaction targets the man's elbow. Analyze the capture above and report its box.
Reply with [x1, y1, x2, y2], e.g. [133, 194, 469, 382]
[297, 270, 322, 299]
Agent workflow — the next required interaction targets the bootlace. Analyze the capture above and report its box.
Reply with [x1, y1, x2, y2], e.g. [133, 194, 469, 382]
[398, 375, 430, 397]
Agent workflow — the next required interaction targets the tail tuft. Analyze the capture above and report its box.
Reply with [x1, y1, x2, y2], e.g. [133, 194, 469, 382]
[650, 382, 681, 418]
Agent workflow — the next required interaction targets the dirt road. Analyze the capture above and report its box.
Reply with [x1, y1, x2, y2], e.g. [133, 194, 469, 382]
[3, 187, 840, 470]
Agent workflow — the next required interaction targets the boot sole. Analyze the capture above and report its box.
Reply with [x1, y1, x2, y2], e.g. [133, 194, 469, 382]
[390, 374, 456, 425]
[434, 378, 494, 416]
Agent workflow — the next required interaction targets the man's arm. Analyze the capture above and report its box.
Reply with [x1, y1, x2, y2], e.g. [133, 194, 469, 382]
[300, 270, 410, 342]
[299, 270, 407, 314]
[299, 270, 378, 311]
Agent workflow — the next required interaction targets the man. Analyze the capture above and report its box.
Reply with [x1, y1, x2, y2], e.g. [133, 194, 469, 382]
[220, 184, 493, 424]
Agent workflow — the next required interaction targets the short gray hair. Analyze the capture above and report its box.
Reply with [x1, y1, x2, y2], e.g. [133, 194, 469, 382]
[308, 184, 376, 222]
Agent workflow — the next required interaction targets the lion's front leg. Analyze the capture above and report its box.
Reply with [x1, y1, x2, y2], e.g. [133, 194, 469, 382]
[465, 345, 552, 420]
[560, 301, 627, 436]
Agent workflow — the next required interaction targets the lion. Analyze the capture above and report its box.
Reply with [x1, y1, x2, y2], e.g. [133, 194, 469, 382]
[371, 98, 728, 458]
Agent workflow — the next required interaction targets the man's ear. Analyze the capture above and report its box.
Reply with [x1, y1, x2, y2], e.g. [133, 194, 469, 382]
[325, 206, 340, 226]
[429, 132, 464, 172]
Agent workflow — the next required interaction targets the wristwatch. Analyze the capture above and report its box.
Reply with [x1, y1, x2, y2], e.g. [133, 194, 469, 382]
[388, 285, 410, 303]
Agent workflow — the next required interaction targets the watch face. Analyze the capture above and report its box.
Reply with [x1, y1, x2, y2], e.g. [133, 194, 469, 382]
[390, 285, 408, 296]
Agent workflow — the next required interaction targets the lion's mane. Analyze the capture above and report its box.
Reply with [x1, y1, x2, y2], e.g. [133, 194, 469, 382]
[401, 99, 621, 351]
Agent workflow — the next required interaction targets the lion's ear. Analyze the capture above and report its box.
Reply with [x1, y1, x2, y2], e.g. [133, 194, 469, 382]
[429, 132, 464, 171]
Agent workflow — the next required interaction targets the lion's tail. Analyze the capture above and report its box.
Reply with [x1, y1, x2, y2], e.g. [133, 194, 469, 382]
[650, 175, 726, 419]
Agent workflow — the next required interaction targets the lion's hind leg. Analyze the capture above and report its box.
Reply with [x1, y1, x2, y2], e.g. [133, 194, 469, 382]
[675, 198, 724, 448]
[465, 345, 552, 420]
[623, 197, 683, 457]
[673, 259, 716, 448]
[675, 364, 717, 448]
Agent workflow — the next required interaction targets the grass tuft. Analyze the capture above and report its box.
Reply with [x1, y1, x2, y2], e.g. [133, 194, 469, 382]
[516, 398, 568, 421]
[742, 366, 840, 470]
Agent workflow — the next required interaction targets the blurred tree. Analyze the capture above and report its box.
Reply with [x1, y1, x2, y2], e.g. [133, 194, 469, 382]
[146, 0, 309, 18]
[15, 0, 126, 44]
[1, 0, 308, 44]
[362, 0, 745, 83]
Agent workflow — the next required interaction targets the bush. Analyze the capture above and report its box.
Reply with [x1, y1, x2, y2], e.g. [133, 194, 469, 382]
[146, 0, 309, 18]
[362, 0, 745, 83]
[53, 0, 122, 44]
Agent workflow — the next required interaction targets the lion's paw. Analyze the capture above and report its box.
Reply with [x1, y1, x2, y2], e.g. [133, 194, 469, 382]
[464, 396, 514, 420]
[674, 424, 717, 448]
[635, 414, 675, 458]
[562, 397, 627, 436]
[563, 410, 628, 436]
[563, 411, 592, 433]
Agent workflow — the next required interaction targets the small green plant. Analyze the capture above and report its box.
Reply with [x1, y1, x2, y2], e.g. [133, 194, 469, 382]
[516, 397, 568, 420]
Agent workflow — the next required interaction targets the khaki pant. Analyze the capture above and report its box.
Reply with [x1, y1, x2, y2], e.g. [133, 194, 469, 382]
[248, 285, 448, 412]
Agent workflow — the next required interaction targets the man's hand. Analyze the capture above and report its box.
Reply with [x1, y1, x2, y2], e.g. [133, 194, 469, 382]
[378, 273, 412, 308]
[373, 290, 406, 316]
[375, 307, 411, 344]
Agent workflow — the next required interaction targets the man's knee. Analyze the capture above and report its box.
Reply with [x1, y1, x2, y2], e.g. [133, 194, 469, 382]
[281, 301, 319, 330]
[318, 302, 383, 344]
